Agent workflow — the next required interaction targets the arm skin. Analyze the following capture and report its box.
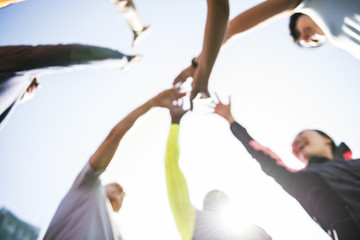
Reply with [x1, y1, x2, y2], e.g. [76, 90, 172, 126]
[189, 0, 230, 109]
[173, 0, 302, 87]
[222, 0, 302, 45]
[165, 124, 196, 240]
[89, 88, 186, 171]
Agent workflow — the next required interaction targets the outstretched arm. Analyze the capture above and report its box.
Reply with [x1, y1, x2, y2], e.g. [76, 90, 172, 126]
[173, 0, 301, 85]
[189, 0, 229, 109]
[223, 0, 301, 45]
[165, 105, 195, 240]
[89, 88, 186, 171]
[213, 95, 298, 188]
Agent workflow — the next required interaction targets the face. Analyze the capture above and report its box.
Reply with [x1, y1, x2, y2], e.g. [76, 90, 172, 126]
[292, 130, 332, 164]
[105, 183, 125, 212]
[295, 14, 326, 47]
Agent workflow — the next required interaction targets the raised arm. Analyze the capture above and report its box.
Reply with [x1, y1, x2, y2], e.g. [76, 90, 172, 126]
[223, 0, 301, 45]
[213, 94, 298, 187]
[89, 88, 186, 171]
[173, 0, 301, 86]
[189, 0, 229, 108]
[165, 105, 195, 240]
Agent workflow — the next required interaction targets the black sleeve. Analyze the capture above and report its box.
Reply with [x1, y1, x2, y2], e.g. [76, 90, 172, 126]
[230, 121, 297, 190]
[229, 122, 359, 236]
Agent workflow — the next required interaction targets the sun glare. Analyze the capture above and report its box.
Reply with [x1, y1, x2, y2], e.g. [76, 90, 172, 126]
[218, 202, 255, 235]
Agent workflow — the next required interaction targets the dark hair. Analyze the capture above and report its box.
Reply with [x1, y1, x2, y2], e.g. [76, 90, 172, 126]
[289, 13, 304, 45]
[313, 129, 337, 156]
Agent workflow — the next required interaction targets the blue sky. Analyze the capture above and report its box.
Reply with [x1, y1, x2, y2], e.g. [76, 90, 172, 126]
[1, 0, 360, 239]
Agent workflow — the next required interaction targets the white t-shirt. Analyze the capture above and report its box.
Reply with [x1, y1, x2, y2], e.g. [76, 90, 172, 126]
[44, 163, 123, 240]
[296, 0, 360, 59]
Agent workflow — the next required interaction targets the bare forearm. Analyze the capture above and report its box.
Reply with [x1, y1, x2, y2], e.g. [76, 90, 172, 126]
[225, 113, 235, 124]
[193, 0, 229, 86]
[115, 99, 155, 135]
[89, 87, 184, 170]
[223, 0, 300, 45]
[194, 0, 300, 61]
[89, 99, 155, 170]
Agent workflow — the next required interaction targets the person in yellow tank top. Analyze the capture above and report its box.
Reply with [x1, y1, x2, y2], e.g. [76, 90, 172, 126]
[164, 102, 272, 240]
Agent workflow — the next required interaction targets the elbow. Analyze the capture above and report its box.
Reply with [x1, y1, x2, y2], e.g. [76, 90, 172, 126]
[107, 124, 127, 142]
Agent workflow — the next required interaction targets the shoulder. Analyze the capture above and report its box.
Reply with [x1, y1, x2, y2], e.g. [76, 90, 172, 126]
[71, 162, 105, 189]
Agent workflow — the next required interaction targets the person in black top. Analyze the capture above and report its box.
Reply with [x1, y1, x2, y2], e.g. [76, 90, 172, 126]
[212, 94, 360, 240]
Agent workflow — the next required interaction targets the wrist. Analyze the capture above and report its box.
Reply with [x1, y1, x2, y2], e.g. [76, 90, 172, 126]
[171, 117, 181, 124]
[191, 57, 198, 69]
[171, 120, 180, 124]
[226, 114, 234, 124]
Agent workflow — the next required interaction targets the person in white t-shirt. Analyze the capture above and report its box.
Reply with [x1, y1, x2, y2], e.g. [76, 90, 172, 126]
[44, 87, 186, 240]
